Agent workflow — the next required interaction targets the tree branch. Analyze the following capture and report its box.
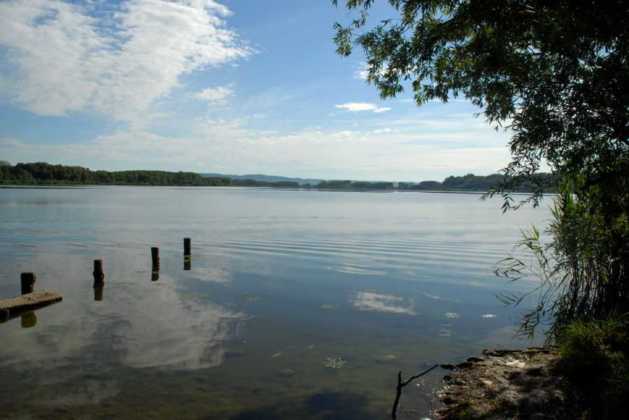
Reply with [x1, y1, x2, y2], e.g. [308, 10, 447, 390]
[391, 364, 439, 419]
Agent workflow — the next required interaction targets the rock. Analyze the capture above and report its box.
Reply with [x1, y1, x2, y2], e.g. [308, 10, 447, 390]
[480, 378, 493, 387]
[504, 358, 527, 369]
[456, 361, 474, 369]
[526, 366, 544, 376]
[435, 347, 564, 420]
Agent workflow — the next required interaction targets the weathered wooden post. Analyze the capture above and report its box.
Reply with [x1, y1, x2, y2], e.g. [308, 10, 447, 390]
[151, 247, 160, 270]
[93, 259, 105, 286]
[183, 238, 192, 270]
[21, 311, 37, 328]
[94, 285, 104, 301]
[151, 247, 160, 281]
[20, 273, 36, 295]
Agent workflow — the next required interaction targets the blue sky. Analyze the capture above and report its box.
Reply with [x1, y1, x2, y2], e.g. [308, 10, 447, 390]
[0, 0, 511, 181]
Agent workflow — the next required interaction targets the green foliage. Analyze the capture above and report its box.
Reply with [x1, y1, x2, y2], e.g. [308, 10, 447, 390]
[443, 173, 556, 194]
[0, 162, 555, 191]
[315, 173, 556, 191]
[0, 162, 308, 188]
[333, 0, 629, 207]
[496, 182, 629, 339]
[558, 318, 629, 418]
[316, 180, 395, 190]
[0, 162, 232, 186]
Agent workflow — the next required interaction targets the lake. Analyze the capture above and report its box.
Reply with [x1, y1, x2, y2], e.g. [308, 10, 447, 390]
[0, 187, 551, 419]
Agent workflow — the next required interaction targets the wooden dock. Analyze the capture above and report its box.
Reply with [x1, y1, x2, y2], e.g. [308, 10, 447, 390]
[0, 291, 63, 321]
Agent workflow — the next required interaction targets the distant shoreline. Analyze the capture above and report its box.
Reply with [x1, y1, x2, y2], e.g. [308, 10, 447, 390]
[0, 184, 545, 196]
[1, 162, 558, 194]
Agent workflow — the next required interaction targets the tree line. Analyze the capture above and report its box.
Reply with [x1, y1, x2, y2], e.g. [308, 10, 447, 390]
[312, 173, 556, 192]
[0, 162, 556, 192]
[0, 162, 233, 186]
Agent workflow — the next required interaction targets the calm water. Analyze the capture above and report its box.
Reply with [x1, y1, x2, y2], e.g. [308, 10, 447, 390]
[0, 187, 550, 419]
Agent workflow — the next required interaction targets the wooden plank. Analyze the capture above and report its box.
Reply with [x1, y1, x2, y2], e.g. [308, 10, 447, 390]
[0, 291, 63, 315]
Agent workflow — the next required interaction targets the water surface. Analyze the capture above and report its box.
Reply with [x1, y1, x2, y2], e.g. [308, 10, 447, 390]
[0, 187, 550, 419]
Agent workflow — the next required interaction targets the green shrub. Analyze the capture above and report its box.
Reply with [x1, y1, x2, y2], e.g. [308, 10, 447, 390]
[558, 318, 629, 418]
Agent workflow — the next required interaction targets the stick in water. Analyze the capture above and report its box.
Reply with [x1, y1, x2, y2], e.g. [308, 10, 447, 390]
[391, 364, 439, 420]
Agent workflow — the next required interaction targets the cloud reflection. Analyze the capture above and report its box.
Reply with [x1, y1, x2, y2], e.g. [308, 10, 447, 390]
[110, 281, 244, 369]
[351, 291, 415, 315]
[0, 253, 244, 372]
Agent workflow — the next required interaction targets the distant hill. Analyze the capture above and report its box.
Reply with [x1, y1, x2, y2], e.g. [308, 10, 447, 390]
[202, 173, 321, 186]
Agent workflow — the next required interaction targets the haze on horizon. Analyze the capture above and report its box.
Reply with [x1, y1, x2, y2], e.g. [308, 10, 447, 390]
[0, 0, 511, 182]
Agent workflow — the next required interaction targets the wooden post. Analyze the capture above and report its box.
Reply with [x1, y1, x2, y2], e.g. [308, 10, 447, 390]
[21, 311, 37, 329]
[94, 285, 104, 301]
[151, 247, 160, 270]
[0, 291, 63, 315]
[184, 238, 191, 256]
[93, 259, 105, 286]
[151, 246, 160, 281]
[183, 238, 192, 270]
[20, 273, 36, 295]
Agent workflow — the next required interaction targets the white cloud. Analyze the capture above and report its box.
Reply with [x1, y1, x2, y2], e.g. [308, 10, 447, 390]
[0, 0, 250, 121]
[195, 86, 233, 104]
[354, 62, 386, 81]
[355, 65, 369, 81]
[0, 113, 511, 180]
[335, 102, 391, 113]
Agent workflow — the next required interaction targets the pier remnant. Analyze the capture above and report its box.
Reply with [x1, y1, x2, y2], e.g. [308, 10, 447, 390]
[183, 238, 192, 270]
[0, 291, 63, 318]
[21, 311, 37, 328]
[94, 285, 104, 301]
[151, 247, 160, 270]
[20, 273, 36, 295]
[151, 247, 160, 281]
[93, 259, 105, 286]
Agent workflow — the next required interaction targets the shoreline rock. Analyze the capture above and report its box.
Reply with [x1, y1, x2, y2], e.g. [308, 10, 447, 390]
[435, 347, 565, 419]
